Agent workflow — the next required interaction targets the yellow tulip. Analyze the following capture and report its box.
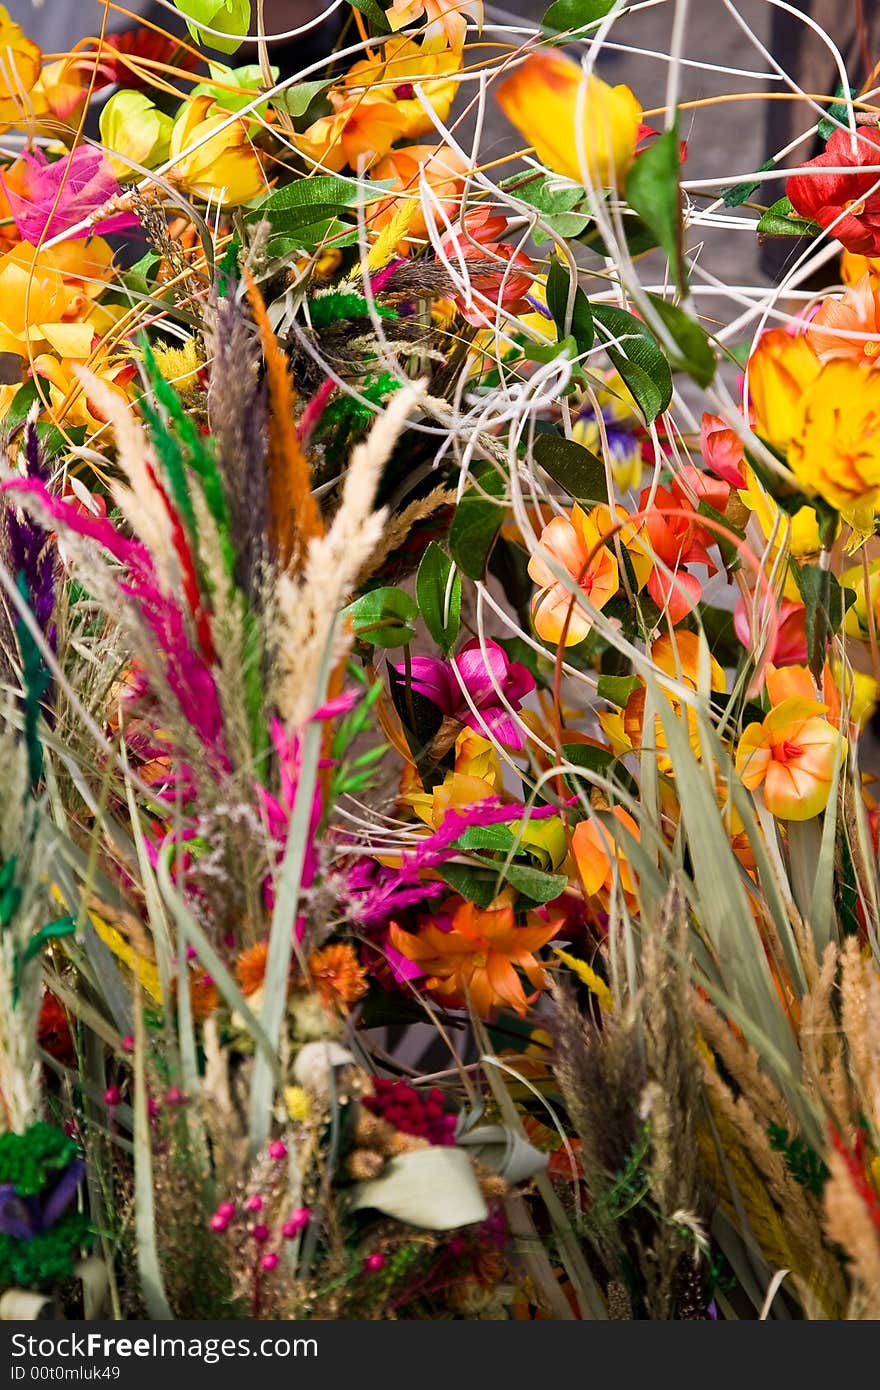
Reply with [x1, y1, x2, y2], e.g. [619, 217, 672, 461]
[496, 51, 641, 187]
[0, 239, 113, 359]
[746, 326, 821, 452]
[342, 38, 461, 141]
[168, 94, 266, 205]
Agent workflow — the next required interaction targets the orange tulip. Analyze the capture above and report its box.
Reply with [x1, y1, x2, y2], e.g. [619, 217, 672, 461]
[369, 142, 467, 247]
[736, 696, 845, 821]
[527, 504, 619, 646]
[388, 898, 560, 1017]
[496, 51, 641, 187]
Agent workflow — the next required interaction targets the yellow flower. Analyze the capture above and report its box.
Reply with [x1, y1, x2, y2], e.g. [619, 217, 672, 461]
[0, 5, 41, 127]
[0, 239, 114, 359]
[99, 91, 173, 180]
[283, 1085, 311, 1122]
[736, 696, 845, 821]
[841, 249, 880, 286]
[747, 326, 821, 452]
[342, 38, 461, 141]
[496, 51, 642, 187]
[831, 660, 877, 731]
[788, 359, 880, 531]
[841, 557, 880, 640]
[402, 729, 502, 828]
[738, 463, 821, 562]
[168, 94, 266, 205]
[152, 338, 203, 390]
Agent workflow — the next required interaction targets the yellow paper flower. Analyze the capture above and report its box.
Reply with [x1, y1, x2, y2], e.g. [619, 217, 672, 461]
[0, 238, 114, 359]
[788, 359, 880, 530]
[736, 696, 845, 821]
[0, 5, 41, 127]
[496, 51, 642, 187]
[168, 94, 266, 205]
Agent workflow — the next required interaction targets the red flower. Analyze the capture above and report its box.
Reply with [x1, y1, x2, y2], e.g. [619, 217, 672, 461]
[439, 208, 536, 326]
[639, 481, 716, 624]
[787, 127, 880, 256]
[102, 28, 200, 91]
[37, 992, 75, 1066]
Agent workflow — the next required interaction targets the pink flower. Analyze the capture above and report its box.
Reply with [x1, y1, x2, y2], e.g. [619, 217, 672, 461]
[394, 639, 535, 748]
[734, 596, 808, 667]
[0, 147, 138, 244]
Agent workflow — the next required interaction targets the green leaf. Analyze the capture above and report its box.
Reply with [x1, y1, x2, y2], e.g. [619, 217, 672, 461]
[533, 432, 608, 504]
[439, 863, 500, 908]
[416, 542, 461, 655]
[721, 159, 774, 208]
[457, 824, 517, 854]
[592, 302, 673, 423]
[449, 466, 506, 580]
[192, 61, 278, 115]
[817, 85, 856, 142]
[756, 197, 822, 240]
[625, 125, 683, 288]
[173, 0, 251, 54]
[645, 294, 716, 387]
[542, 0, 616, 35]
[267, 222, 362, 254]
[254, 174, 383, 221]
[502, 862, 567, 903]
[271, 79, 333, 118]
[346, 0, 392, 33]
[597, 674, 641, 706]
[792, 564, 856, 680]
[546, 258, 594, 354]
[21, 915, 76, 967]
[1, 379, 38, 435]
[348, 586, 419, 647]
[562, 740, 638, 798]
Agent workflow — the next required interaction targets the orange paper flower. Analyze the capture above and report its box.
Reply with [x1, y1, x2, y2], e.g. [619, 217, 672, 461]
[527, 504, 619, 646]
[736, 696, 845, 821]
[388, 899, 560, 1017]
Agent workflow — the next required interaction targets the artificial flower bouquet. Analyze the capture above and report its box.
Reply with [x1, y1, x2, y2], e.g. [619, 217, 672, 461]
[1, 0, 880, 1321]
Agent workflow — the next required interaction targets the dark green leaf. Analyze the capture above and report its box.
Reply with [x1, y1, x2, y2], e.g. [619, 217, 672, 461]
[1, 379, 38, 435]
[254, 174, 383, 220]
[347, 0, 391, 32]
[271, 79, 332, 117]
[416, 542, 461, 655]
[756, 197, 822, 240]
[625, 124, 683, 288]
[456, 824, 517, 853]
[562, 740, 638, 797]
[817, 85, 856, 142]
[449, 466, 506, 580]
[721, 159, 774, 208]
[546, 258, 594, 354]
[439, 863, 500, 908]
[592, 302, 673, 423]
[597, 674, 641, 706]
[646, 294, 716, 387]
[348, 586, 418, 647]
[533, 432, 608, 504]
[22, 915, 76, 966]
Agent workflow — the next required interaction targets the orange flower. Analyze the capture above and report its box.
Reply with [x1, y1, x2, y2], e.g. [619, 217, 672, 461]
[235, 941, 269, 996]
[308, 943, 368, 1009]
[385, 0, 482, 52]
[0, 237, 115, 359]
[388, 899, 560, 1017]
[808, 274, 880, 366]
[293, 93, 407, 175]
[527, 504, 619, 646]
[736, 695, 845, 821]
[369, 142, 467, 248]
[571, 805, 640, 902]
[623, 631, 725, 771]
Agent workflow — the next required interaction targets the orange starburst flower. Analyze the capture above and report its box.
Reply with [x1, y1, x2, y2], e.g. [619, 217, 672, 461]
[527, 504, 619, 647]
[388, 899, 560, 1018]
[235, 941, 268, 997]
[308, 943, 368, 1009]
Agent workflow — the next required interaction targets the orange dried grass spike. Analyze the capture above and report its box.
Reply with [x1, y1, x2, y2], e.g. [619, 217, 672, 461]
[242, 268, 324, 568]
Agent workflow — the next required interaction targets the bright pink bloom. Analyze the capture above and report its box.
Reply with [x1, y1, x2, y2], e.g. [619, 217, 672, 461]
[734, 596, 808, 666]
[787, 127, 880, 255]
[395, 638, 535, 747]
[1, 147, 138, 244]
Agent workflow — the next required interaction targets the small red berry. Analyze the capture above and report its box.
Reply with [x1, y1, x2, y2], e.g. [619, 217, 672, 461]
[260, 1252, 279, 1272]
[267, 1140, 287, 1160]
[164, 1087, 185, 1107]
[120, 1035, 135, 1054]
[210, 1214, 229, 1233]
[251, 1224, 270, 1244]
[103, 1086, 121, 1108]
[246, 1194, 263, 1213]
[364, 1252, 386, 1273]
